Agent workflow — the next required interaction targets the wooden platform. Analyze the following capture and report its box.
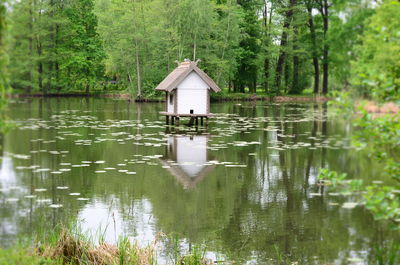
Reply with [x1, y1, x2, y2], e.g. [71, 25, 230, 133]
[159, 112, 214, 117]
[159, 112, 212, 126]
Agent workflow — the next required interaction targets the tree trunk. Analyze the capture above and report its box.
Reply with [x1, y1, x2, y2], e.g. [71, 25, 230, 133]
[28, 0, 33, 93]
[306, 1, 320, 94]
[284, 59, 290, 94]
[48, 0, 55, 91]
[275, 32, 289, 94]
[320, 0, 329, 94]
[127, 71, 134, 96]
[274, 0, 297, 94]
[37, 49, 43, 92]
[291, 26, 299, 94]
[193, 33, 197, 61]
[251, 80, 256, 93]
[292, 54, 299, 94]
[263, 0, 273, 94]
[55, 24, 60, 91]
[132, 0, 142, 99]
[264, 57, 270, 93]
[35, 2, 43, 93]
[135, 39, 142, 99]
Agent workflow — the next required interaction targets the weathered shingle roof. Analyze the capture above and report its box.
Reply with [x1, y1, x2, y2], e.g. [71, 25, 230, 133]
[155, 61, 221, 92]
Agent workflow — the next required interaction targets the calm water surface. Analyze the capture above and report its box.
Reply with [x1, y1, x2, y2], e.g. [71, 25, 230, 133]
[0, 98, 394, 264]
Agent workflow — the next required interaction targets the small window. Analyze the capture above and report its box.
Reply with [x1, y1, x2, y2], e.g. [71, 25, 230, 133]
[169, 94, 173, 104]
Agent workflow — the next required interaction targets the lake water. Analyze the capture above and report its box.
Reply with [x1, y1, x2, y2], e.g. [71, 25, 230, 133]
[0, 98, 395, 264]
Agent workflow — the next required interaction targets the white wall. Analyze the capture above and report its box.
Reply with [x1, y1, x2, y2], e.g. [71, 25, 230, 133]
[167, 92, 174, 113]
[177, 72, 208, 115]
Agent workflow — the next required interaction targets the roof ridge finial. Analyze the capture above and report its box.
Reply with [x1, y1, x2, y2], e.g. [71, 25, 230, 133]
[195, 59, 201, 65]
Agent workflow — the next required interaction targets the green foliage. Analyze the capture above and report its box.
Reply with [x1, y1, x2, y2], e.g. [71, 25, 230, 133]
[8, 0, 105, 93]
[318, 168, 348, 189]
[318, 111, 400, 229]
[0, 0, 7, 96]
[351, 0, 400, 101]
[364, 185, 400, 223]
[233, 0, 261, 93]
[0, 0, 10, 132]
[4, 0, 399, 98]
[354, 112, 400, 150]
[328, 1, 375, 91]
[60, 0, 105, 92]
[95, 0, 242, 97]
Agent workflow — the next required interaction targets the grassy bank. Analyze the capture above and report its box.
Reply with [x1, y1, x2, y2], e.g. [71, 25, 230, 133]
[0, 227, 211, 265]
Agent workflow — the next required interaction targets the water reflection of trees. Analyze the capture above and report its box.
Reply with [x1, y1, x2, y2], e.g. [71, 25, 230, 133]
[0, 99, 394, 263]
[211, 103, 391, 263]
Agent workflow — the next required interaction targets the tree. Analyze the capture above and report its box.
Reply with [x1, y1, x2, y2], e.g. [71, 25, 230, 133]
[8, 0, 36, 91]
[5, 0, 393, 99]
[274, 0, 297, 94]
[316, 0, 330, 94]
[60, 0, 104, 94]
[262, 0, 274, 94]
[95, 0, 241, 97]
[8, 0, 104, 93]
[233, 0, 261, 93]
[0, 0, 7, 97]
[352, 0, 400, 101]
[0, 0, 9, 130]
[304, 0, 320, 94]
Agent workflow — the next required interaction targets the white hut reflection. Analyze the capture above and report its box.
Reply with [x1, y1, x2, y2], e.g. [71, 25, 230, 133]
[160, 135, 215, 189]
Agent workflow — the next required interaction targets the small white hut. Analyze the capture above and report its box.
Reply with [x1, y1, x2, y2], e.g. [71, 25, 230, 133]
[155, 59, 220, 125]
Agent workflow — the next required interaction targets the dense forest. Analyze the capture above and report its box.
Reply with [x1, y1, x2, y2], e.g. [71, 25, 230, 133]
[1, 0, 399, 100]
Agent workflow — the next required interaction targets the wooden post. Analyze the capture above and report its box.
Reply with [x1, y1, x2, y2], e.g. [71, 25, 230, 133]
[166, 116, 169, 125]
[188, 117, 195, 126]
[171, 116, 175, 125]
[200, 117, 204, 125]
[195, 117, 199, 126]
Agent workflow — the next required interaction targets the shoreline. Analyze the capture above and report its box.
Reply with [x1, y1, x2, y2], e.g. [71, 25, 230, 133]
[8, 92, 330, 103]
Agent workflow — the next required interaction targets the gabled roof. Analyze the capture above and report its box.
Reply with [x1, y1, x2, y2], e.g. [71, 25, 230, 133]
[155, 60, 221, 92]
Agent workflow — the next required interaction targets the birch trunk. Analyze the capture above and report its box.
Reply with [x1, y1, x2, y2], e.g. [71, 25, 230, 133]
[318, 0, 329, 94]
[135, 39, 142, 99]
[306, 1, 320, 94]
[193, 33, 197, 61]
[28, 0, 33, 93]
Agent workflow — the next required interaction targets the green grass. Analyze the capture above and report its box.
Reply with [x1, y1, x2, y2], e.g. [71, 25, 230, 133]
[0, 246, 62, 265]
[0, 225, 211, 265]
